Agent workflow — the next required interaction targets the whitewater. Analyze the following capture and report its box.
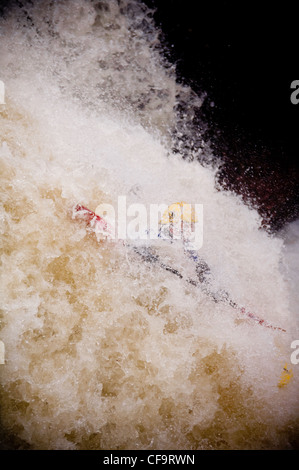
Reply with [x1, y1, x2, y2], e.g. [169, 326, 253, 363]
[0, 0, 298, 449]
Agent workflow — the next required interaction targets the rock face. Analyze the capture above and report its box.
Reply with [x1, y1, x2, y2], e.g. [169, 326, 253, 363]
[146, 0, 299, 232]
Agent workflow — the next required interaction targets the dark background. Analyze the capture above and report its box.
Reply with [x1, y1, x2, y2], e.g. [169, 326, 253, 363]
[144, 0, 299, 230]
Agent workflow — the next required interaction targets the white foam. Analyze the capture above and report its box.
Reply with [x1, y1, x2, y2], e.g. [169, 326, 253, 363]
[0, 0, 298, 450]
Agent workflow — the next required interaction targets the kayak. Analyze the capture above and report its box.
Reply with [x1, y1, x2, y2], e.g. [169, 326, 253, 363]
[72, 203, 286, 334]
[72, 203, 292, 388]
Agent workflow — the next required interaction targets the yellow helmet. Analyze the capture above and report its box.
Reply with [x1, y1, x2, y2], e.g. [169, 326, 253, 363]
[160, 202, 198, 225]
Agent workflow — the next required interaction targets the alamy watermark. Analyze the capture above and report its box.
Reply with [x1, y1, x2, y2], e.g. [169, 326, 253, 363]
[290, 80, 299, 105]
[0, 341, 4, 364]
[291, 340, 299, 365]
[0, 80, 5, 105]
[80, 198, 203, 251]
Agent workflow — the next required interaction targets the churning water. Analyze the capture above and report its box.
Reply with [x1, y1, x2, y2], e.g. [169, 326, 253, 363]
[0, 0, 298, 450]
